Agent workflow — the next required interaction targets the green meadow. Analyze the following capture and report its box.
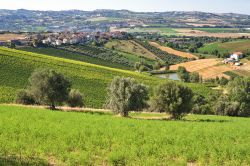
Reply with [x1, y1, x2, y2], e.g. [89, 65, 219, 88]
[0, 105, 249, 165]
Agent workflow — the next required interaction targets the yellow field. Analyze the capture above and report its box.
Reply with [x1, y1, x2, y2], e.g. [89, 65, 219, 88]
[0, 33, 25, 41]
[174, 29, 250, 38]
[170, 59, 234, 79]
[149, 42, 198, 59]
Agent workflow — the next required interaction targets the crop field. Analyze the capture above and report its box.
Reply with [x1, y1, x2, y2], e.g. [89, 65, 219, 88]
[105, 40, 158, 60]
[0, 33, 25, 41]
[174, 29, 250, 38]
[170, 59, 234, 79]
[198, 40, 250, 54]
[18, 47, 132, 70]
[149, 42, 198, 59]
[0, 105, 249, 165]
[193, 28, 250, 33]
[110, 27, 178, 35]
[0, 47, 212, 107]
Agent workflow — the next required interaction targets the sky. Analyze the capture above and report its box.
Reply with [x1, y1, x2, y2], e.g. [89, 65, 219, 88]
[1, 0, 250, 14]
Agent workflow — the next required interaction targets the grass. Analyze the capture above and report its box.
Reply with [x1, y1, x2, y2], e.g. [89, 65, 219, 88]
[198, 39, 250, 55]
[0, 47, 212, 108]
[0, 105, 249, 165]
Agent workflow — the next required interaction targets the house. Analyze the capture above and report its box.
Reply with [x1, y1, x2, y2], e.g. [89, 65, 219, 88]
[230, 52, 243, 61]
[55, 40, 62, 46]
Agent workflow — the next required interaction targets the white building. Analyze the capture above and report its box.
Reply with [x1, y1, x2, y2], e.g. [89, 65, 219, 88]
[55, 40, 62, 46]
[230, 52, 243, 61]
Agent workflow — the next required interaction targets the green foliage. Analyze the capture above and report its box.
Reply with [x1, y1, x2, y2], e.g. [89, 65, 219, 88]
[177, 66, 190, 82]
[150, 82, 193, 119]
[28, 69, 71, 109]
[15, 89, 36, 105]
[189, 72, 200, 83]
[67, 89, 84, 108]
[1, 105, 250, 165]
[105, 77, 149, 117]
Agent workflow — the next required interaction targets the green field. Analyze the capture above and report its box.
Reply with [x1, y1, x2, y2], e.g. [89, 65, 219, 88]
[0, 47, 211, 108]
[0, 105, 249, 165]
[198, 39, 250, 55]
[193, 28, 250, 33]
[18, 47, 132, 70]
[120, 27, 178, 35]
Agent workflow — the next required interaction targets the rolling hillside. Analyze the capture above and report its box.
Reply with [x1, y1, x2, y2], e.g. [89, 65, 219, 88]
[198, 39, 250, 54]
[0, 47, 211, 108]
[105, 40, 158, 60]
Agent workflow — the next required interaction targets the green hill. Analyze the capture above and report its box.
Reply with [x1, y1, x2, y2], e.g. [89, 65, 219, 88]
[198, 39, 250, 55]
[0, 47, 211, 108]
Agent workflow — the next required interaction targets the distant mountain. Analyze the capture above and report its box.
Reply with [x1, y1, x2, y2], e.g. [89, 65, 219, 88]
[0, 9, 249, 32]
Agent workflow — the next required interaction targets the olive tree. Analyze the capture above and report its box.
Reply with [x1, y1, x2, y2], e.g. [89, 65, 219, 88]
[105, 77, 149, 117]
[150, 82, 193, 119]
[28, 69, 71, 109]
[67, 89, 84, 108]
[177, 66, 190, 82]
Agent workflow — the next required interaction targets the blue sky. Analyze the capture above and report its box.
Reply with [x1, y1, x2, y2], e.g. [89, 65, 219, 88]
[1, 0, 250, 14]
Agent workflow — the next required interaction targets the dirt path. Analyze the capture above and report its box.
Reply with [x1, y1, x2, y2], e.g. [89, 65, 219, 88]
[149, 42, 198, 59]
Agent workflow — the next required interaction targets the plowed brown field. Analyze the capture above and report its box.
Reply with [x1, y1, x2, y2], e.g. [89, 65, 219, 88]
[170, 59, 234, 79]
[149, 42, 198, 59]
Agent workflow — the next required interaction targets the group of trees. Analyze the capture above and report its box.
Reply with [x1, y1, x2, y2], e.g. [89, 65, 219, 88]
[16, 69, 84, 109]
[177, 66, 202, 83]
[16, 69, 250, 119]
[105, 76, 193, 119]
[106, 76, 250, 119]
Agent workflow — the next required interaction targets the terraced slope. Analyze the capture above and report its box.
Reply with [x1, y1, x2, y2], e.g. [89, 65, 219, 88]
[0, 47, 212, 107]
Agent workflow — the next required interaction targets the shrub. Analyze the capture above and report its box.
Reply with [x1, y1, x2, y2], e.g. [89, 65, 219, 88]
[67, 89, 84, 108]
[15, 89, 36, 105]
[150, 82, 193, 119]
[177, 66, 190, 82]
[105, 77, 149, 117]
[28, 69, 71, 109]
[189, 72, 200, 83]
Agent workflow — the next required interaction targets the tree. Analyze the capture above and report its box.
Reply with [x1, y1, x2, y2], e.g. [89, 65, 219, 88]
[177, 66, 190, 82]
[189, 72, 200, 83]
[150, 82, 193, 119]
[15, 89, 36, 105]
[28, 69, 71, 109]
[105, 77, 149, 117]
[153, 62, 161, 70]
[226, 77, 250, 116]
[67, 89, 84, 108]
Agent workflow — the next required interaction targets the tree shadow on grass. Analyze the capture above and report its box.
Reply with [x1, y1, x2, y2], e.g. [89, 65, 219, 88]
[132, 117, 231, 123]
[0, 156, 48, 166]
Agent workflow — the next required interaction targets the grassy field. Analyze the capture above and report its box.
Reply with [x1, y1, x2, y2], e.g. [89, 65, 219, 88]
[198, 39, 250, 54]
[193, 28, 250, 33]
[0, 47, 212, 108]
[18, 47, 132, 70]
[112, 27, 178, 35]
[0, 105, 249, 165]
[105, 40, 158, 60]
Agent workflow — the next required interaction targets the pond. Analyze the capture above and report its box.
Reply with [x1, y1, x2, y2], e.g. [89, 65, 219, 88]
[157, 73, 180, 81]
